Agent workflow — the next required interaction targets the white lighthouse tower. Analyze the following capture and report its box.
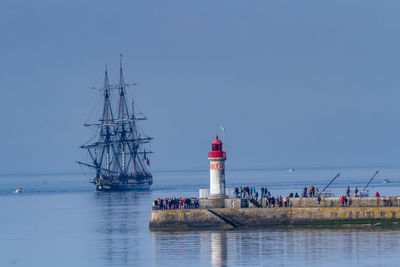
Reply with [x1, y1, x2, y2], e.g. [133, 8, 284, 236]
[208, 136, 227, 199]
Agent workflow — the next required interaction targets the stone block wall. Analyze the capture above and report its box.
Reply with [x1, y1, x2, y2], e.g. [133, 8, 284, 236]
[287, 196, 400, 208]
[149, 206, 400, 230]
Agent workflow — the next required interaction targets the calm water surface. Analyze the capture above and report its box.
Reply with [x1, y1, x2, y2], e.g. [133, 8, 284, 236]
[1, 167, 400, 266]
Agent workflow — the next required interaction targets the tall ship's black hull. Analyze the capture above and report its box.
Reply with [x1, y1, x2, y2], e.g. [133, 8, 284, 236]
[96, 183, 151, 192]
[78, 57, 154, 191]
[93, 174, 153, 191]
[90, 172, 154, 192]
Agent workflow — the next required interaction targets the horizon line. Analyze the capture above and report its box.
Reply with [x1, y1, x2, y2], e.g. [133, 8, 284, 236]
[0, 163, 398, 177]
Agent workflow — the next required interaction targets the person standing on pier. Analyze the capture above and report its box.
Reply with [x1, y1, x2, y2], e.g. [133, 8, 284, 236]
[179, 198, 183, 209]
[354, 186, 359, 197]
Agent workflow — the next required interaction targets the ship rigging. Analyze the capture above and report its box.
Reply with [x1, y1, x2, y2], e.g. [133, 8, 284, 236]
[77, 57, 153, 191]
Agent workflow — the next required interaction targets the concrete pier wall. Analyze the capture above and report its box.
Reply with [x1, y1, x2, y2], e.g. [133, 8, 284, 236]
[286, 196, 400, 208]
[219, 196, 400, 209]
[149, 209, 230, 229]
[150, 205, 400, 230]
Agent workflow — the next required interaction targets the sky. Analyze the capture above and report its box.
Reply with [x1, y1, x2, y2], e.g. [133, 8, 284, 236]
[1, 0, 400, 174]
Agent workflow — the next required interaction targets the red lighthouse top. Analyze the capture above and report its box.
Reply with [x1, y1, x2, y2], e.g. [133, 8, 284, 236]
[208, 136, 226, 158]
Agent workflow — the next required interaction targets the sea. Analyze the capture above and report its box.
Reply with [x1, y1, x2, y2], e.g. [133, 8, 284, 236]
[1, 167, 400, 267]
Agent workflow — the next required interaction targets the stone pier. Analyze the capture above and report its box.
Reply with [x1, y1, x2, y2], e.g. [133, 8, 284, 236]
[149, 197, 400, 230]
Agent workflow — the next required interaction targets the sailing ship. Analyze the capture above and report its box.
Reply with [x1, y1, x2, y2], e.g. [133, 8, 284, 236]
[77, 57, 153, 191]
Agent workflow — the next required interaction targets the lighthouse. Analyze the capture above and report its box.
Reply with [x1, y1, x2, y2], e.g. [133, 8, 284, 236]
[208, 136, 227, 199]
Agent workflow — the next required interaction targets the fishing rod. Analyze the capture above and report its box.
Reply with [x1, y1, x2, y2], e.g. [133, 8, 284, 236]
[321, 172, 341, 193]
[362, 170, 379, 191]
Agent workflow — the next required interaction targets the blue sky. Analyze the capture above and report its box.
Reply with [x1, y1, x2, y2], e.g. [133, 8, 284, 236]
[1, 1, 400, 173]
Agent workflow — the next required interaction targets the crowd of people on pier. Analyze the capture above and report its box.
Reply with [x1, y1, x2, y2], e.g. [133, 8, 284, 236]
[152, 197, 199, 210]
[302, 186, 319, 197]
[238, 184, 382, 208]
[340, 195, 352, 207]
[264, 195, 291, 208]
[152, 185, 382, 210]
[234, 186, 272, 199]
[233, 186, 297, 208]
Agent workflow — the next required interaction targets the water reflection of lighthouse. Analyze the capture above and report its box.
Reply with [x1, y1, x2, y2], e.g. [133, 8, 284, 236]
[211, 232, 228, 267]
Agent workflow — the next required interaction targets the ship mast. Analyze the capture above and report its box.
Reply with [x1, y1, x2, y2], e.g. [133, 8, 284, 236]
[118, 55, 129, 174]
[103, 65, 112, 171]
[131, 101, 136, 174]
